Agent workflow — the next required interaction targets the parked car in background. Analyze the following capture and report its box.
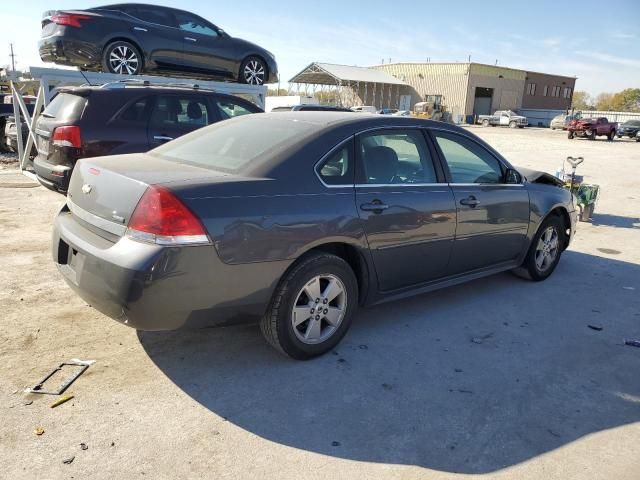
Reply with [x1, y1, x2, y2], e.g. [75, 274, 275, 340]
[616, 119, 640, 139]
[392, 110, 411, 117]
[550, 112, 582, 130]
[636, 130, 640, 142]
[271, 104, 352, 112]
[478, 110, 527, 128]
[377, 108, 398, 115]
[567, 117, 617, 140]
[33, 83, 261, 192]
[39, 4, 278, 85]
[351, 106, 377, 113]
[52, 112, 576, 359]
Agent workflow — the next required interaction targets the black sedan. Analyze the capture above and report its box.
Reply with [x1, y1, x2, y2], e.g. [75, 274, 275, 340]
[39, 4, 278, 85]
[616, 120, 640, 139]
[52, 113, 577, 359]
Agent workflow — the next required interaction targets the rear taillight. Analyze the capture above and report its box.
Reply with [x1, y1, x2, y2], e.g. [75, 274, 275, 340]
[52, 126, 81, 148]
[51, 13, 91, 28]
[126, 186, 209, 246]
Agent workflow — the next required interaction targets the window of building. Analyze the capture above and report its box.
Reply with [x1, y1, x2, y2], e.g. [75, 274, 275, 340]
[552, 86, 561, 97]
[543, 85, 548, 96]
[526, 83, 536, 96]
[563, 87, 572, 99]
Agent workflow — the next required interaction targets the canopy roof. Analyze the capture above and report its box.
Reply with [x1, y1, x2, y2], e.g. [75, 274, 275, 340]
[289, 62, 407, 86]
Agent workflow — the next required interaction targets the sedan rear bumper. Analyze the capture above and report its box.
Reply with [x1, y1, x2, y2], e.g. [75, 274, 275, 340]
[39, 34, 102, 68]
[52, 207, 288, 330]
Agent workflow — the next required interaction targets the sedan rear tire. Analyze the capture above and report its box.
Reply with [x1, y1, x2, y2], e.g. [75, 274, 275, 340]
[102, 41, 142, 75]
[239, 56, 268, 85]
[261, 252, 358, 359]
[514, 216, 565, 281]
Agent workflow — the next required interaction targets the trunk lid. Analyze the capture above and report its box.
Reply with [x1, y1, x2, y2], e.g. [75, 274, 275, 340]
[67, 154, 233, 237]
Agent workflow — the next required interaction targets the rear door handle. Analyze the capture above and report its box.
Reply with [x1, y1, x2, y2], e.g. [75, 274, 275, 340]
[153, 135, 173, 142]
[360, 202, 389, 212]
[460, 196, 480, 207]
[184, 37, 197, 42]
[133, 26, 147, 32]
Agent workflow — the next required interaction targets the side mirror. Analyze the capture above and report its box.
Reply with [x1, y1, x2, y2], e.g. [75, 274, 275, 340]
[505, 168, 522, 184]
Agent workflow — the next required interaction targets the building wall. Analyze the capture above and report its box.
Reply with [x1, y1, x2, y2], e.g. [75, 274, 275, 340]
[372, 63, 470, 119]
[466, 64, 526, 116]
[521, 72, 576, 110]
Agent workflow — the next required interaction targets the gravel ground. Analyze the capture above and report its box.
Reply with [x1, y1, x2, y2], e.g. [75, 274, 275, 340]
[1, 127, 639, 480]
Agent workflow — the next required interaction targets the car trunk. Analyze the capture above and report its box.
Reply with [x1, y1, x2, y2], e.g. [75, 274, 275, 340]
[67, 154, 233, 239]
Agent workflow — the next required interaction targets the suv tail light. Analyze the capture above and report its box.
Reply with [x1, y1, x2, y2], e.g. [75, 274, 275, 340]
[51, 13, 91, 28]
[126, 186, 209, 245]
[52, 126, 82, 148]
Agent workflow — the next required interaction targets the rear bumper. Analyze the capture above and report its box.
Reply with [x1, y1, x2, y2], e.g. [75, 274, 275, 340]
[52, 208, 287, 330]
[39, 34, 101, 68]
[33, 155, 72, 192]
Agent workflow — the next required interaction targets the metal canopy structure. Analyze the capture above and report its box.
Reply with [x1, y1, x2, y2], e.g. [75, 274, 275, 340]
[9, 67, 267, 179]
[288, 62, 408, 109]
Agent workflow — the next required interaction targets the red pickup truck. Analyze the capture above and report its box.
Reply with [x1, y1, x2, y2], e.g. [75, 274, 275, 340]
[568, 117, 617, 140]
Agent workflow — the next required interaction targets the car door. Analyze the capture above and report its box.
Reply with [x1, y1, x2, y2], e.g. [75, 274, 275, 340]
[499, 112, 509, 126]
[430, 129, 530, 274]
[106, 95, 152, 154]
[355, 129, 456, 292]
[124, 6, 185, 71]
[174, 11, 237, 77]
[147, 93, 214, 148]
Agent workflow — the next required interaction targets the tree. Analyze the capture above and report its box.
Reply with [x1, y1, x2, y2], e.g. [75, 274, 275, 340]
[571, 91, 594, 110]
[610, 88, 640, 112]
[595, 92, 615, 111]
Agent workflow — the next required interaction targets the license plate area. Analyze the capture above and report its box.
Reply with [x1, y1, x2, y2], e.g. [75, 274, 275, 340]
[37, 135, 49, 155]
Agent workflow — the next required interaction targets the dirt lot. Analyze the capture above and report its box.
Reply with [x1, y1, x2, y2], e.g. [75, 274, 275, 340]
[1, 129, 639, 480]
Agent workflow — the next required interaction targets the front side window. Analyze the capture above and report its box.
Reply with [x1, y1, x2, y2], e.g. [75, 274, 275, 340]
[175, 13, 218, 37]
[433, 132, 504, 184]
[215, 99, 257, 119]
[357, 130, 437, 184]
[317, 144, 353, 186]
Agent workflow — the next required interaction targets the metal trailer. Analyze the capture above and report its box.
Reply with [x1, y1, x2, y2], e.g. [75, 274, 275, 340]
[9, 67, 268, 179]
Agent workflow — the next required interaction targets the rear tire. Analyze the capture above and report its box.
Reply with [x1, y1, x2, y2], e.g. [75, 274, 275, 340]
[588, 129, 596, 140]
[513, 216, 565, 281]
[509, 121, 517, 129]
[607, 130, 615, 141]
[260, 253, 358, 360]
[568, 131, 574, 139]
[102, 41, 142, 75]
[482, 119, 490, 127]
[239, 56, 267, 85]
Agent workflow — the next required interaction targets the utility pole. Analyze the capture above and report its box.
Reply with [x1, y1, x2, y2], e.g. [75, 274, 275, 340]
[9, 43, 16, 72]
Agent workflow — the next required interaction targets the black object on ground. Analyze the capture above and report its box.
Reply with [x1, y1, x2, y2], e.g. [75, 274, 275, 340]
[28, 362, 90, 395]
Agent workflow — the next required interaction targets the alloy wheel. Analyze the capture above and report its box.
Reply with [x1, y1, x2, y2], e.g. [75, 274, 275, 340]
[535, 226, 559, 272]
[243, 60, 265, 85]
[291, 274, 347, 345]
[109, 46, 140, 75]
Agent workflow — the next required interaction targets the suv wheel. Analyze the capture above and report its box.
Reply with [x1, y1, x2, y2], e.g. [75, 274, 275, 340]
[514, 216, 565, 281]
[240, 57, 267, 85]
[260, 253, 358, 360]
[103, 41, 142, 75]
[509, 121, 517, 128]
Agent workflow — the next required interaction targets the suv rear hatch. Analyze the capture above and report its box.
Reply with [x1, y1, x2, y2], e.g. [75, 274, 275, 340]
[33, 90, 88, 188]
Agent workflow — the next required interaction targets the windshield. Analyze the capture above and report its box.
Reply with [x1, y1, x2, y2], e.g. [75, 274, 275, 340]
[149, 116, 319, 173]
[504, 110, 517, 116]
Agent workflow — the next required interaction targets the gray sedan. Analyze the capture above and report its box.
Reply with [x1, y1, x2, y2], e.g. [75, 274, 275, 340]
[52, 113, 577, 359]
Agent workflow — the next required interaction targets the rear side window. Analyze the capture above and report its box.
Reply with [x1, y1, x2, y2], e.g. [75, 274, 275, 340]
[150, 95, 212, 129]
[119, 97, 150, 123]
[128, 7, 177, 27]
[317, 144, 353, 186]
[41, 93, 86, 121]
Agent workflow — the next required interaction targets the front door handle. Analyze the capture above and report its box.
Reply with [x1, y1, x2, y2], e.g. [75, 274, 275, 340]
[153, 135, 173, 142]
[184, 37, 197, 42]
[460, 196, 480, 207]
[360, 201, 389, 213]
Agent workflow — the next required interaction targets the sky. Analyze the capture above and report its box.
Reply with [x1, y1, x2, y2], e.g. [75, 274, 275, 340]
[2, 0, 639, 96]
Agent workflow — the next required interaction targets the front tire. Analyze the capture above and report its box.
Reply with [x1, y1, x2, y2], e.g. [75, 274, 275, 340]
[514, 216, 565, 281]
[239, 56, 267, 85]
[102, 41, 142, 75]
[509, 121, 517, 129]
[568, 131, 574, 139]
[260, 253, 358, 360]
[607, 130, 615, 141]
[482, 119, 490, 127]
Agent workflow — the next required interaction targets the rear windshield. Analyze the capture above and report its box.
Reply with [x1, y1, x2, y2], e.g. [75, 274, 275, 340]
[42, 93, 87, 121]
[149, 116, 319, 173]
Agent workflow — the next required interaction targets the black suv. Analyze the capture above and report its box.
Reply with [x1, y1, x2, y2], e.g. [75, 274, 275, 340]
[33, 83, 262, 192]
[39, 4, 278, 85]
